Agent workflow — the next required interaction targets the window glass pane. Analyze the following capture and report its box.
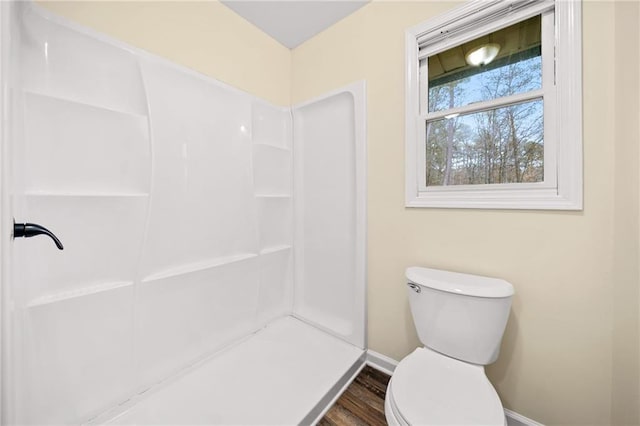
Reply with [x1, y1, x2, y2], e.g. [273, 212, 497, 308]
[425, 99, 543, 186]
[427, 15, 542, 112]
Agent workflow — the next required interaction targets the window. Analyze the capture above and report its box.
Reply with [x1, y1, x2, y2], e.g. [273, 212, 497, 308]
[405, 0, 582, 210]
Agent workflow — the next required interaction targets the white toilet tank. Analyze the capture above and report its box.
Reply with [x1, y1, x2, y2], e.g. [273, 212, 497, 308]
[406, 267, 514, 365]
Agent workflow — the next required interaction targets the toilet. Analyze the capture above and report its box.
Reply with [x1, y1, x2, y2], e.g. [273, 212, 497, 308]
[385, 267, 514, 426]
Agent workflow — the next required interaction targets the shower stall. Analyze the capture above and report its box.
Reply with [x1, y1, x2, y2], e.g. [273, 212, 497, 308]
[0, 2, 367, 424]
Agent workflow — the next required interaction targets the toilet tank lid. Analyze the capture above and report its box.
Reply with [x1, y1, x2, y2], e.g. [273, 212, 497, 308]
[406, 267, 514, 298]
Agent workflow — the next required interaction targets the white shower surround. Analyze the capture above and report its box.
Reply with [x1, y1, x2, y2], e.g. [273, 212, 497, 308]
[2, 2, 366, 424]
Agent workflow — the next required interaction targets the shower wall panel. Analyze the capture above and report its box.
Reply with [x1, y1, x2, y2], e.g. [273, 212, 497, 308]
[8, 4, 293, 424]
[22, 93, 150, 194]
[135, 256, 261, 387]
[138, 57, 258, 278]
[293, 84, 367, 350]
[11, 6, 151, 424]
[18, 6, 147, 115]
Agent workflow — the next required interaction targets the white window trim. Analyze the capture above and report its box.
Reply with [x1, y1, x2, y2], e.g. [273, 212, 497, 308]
[405, 0, 583, 210]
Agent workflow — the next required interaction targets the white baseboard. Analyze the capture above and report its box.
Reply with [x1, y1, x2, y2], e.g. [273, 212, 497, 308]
[504, 409, 544, 426]
[365, 349, 398, 376]
[366, 350, 544, 426]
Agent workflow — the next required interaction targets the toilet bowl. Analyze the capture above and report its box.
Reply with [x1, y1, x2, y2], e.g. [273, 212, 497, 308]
[385, 267, 513, 425]
[384, 347, 506, 425]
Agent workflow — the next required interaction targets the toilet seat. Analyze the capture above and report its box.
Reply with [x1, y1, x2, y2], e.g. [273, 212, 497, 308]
[386, 347, 505, 426]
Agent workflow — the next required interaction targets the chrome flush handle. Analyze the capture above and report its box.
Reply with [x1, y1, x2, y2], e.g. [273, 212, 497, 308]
[407, 282, 421, 293]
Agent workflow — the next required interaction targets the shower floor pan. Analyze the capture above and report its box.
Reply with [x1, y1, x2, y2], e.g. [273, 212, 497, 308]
[94, 316, 365, 425]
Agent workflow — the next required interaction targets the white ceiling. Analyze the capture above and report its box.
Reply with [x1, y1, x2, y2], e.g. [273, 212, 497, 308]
[221, 1, 370, 49]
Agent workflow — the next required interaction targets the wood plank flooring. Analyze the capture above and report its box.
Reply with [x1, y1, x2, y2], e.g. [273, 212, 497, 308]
[318, 365, 391, 426]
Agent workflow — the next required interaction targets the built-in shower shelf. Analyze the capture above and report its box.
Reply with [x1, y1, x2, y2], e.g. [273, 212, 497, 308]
[259, 245, 292, 255]
[142, 253, 258, 283]
[24, 191, 149, 198]
[26, 280, 133, 308]
[21, 89, 149, 119]
[254, 194, 291, 198]
[253, 142, 291, 152]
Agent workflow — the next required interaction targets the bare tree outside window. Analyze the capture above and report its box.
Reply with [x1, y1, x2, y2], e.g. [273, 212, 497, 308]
[425, 16, 543, 187]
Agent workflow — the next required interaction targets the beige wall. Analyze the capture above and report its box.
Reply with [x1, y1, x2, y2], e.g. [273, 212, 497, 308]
[612, 2, 640, 424]
[291, 1, 633, 424]
[35, 0, 640, 424]
[38, 1, 291, 106]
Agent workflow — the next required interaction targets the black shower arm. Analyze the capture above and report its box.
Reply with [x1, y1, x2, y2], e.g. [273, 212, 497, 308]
[13, 222, 64, 250]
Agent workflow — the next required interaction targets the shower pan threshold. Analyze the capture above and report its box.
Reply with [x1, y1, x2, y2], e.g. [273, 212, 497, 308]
[92, 316, 365, 425]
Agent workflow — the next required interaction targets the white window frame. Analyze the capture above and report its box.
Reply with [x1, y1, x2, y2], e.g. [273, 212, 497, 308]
[405, 0, 582, 210]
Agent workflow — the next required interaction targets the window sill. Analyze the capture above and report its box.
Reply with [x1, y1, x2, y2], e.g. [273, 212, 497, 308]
[406, 187, 582, 210]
